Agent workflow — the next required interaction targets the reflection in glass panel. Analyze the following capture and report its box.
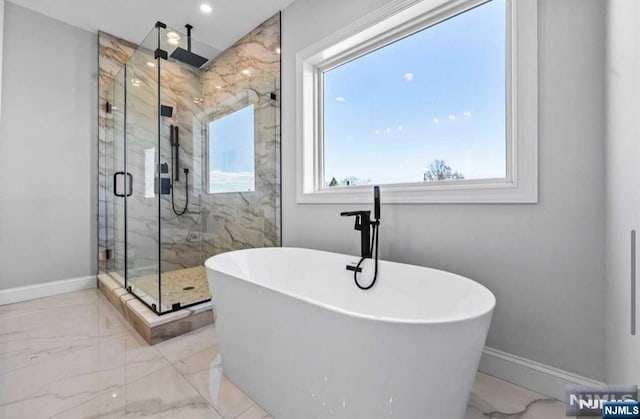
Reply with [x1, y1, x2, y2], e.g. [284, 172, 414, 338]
[144, 148, 156, 198]
[208, 105, 256, 194]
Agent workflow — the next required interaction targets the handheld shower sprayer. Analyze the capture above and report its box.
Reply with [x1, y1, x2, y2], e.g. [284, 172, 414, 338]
[169, 124, 189, 216]
[374, 185, 380, 220]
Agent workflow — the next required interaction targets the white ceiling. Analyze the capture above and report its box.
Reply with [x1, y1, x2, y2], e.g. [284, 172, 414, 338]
[9, 0, 293, 53]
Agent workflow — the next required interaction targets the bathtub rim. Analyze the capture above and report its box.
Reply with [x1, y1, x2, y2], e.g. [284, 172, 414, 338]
[205, 247, 496, 326]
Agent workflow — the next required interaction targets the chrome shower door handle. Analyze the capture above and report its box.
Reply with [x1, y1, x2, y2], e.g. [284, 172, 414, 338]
[632, 230, 637, 336]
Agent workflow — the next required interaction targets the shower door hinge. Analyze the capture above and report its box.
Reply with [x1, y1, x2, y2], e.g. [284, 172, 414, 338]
[105, 101, 112, 114]
[172, 303, 181, 311]
[155, 49, 168, 60]
[270, 92, 277, 101]
[98, 247, 112, 261]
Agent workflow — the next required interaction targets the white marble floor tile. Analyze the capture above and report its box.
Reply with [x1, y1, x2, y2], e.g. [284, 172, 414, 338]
[0, 330, 170, 418]
[467, 373, 568, 418]
[236, 404, 273, 419]
[469, 372, 552, 413]
[154, 324, 218, 363]
[0, 292, 131, 375]
[465, 398, 568, 419]
[0, 291, 125, 340]
[173, 345, 254, 418]
[465, 404, 490, 419]
[186, 371, 255, 419]
[521, 398, 569, 419]
[0, 289, 100, 320]
[51, 366, 222, 418]
[173, 344, 220, 375]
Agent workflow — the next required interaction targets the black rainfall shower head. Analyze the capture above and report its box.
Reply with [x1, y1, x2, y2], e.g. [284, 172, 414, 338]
[170, 48, 209, 68]
[170, 24, 209, 68]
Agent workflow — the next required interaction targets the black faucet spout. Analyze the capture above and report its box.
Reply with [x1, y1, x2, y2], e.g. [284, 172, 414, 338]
[340, 210, 372, 258]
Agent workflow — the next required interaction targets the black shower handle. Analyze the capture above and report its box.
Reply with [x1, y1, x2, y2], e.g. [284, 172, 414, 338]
[113, 172, 125, 197]
[126, 173, 133, 197]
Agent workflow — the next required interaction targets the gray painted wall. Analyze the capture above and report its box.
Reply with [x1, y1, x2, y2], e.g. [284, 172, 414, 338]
[0, 3, 97, 289]
[282, 0, 606, 380]
[0, 0, 5, 116]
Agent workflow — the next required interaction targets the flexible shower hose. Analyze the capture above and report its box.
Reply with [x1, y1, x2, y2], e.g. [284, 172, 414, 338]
[353, 220, 380, 290]
[171, 168, 189, 216]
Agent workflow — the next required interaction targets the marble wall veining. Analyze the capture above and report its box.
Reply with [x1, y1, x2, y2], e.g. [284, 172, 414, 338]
[97, 14, 281, 312]
[200, 13, 282, 256]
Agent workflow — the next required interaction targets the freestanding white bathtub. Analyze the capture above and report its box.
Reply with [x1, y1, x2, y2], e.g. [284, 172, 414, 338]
[205, 247, 495, 419]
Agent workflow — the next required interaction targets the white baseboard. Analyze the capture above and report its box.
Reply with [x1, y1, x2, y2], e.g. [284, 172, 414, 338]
[479, 346, 606, 401]
[0, 276, 97, 306]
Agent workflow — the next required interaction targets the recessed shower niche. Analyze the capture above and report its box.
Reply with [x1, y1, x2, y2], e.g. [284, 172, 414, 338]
[97, 15, 281, 321]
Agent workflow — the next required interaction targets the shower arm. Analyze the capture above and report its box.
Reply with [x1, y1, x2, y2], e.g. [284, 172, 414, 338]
[185, 24, 193, 52]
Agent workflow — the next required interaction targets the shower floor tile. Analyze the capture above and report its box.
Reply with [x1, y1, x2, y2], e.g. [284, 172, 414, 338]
[131, 266, 211, 311]
[97, 274, 214, 344]
[0, 290, 569, 419]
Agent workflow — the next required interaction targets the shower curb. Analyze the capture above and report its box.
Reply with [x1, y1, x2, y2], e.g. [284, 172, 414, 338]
[97, 274, 214, 344]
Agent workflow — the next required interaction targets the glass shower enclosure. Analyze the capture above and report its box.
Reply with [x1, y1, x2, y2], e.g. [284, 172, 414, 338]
[99, 19, 281, 314]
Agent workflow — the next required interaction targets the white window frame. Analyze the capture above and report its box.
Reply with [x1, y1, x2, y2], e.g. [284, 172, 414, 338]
[295, 0, 538, 204]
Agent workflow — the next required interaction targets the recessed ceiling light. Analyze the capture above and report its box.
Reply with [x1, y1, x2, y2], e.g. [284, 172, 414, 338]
[200, 3, 212, 13]
[147, 62, 156, 67]
[167, 31, 180, 46]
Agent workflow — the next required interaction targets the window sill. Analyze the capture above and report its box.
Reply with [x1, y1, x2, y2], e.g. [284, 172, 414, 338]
[297, 179, 537, 204]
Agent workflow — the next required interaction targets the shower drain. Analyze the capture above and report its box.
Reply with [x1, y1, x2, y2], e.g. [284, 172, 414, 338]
[183, 286, 195, 291]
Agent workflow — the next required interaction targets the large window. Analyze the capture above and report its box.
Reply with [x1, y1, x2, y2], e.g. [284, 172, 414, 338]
[207, 105, 255, 194]
[324, 0, 506, 188]
[296, 0, 538, 203]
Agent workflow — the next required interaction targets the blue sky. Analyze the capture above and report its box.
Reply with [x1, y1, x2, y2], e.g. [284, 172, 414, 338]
[208, 105, 256, 193]
[208, 104, 255, 173]
[323, 0, 506, 185]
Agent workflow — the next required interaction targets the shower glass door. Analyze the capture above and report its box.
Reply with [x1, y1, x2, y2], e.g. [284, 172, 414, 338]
[98, 16, 280, 315]
[111, 69, 127, 284]
[125, 28, 162, 311]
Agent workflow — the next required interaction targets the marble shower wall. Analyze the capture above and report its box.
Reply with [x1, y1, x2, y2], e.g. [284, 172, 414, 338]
[200, 13, 281, 256]
[97, 15, 281, 296]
